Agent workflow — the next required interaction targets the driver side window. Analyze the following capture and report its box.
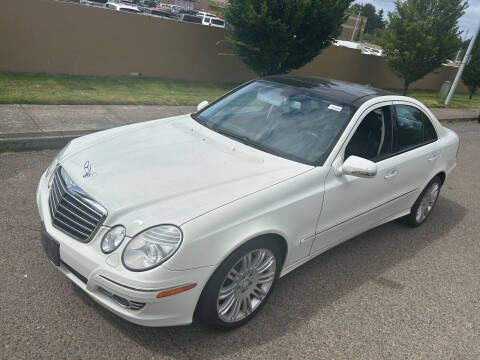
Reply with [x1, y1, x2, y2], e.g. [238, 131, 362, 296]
[345, 106, 393, 162]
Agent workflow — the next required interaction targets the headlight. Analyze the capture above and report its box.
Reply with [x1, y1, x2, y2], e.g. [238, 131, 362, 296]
[101, 225, 126, 254]
[122, 225, 183, 271]
[45, 142, 70, 184]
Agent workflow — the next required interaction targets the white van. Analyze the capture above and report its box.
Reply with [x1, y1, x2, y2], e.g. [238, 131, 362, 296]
[200, 14, 225, 28]
[197, 11, 216, 18]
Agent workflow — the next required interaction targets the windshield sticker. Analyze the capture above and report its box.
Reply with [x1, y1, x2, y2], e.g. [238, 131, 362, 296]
[328, 104, 343, 112]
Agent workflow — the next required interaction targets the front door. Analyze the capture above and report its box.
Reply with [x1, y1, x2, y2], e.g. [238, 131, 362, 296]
[311, 102, 400, 254]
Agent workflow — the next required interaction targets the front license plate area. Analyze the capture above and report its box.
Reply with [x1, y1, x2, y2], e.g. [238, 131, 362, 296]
[41, 226, 60, 266]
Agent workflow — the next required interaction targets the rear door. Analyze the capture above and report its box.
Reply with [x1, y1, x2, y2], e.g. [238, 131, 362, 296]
[386, 101, 441, 208]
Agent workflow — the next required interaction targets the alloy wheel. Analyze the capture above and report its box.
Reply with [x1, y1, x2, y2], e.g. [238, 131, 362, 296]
[216, 248, 276, 323]
[415, 182, 440, 223]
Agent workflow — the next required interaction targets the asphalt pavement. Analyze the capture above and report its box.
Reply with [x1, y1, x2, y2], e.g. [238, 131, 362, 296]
[0, 121, 479, 359]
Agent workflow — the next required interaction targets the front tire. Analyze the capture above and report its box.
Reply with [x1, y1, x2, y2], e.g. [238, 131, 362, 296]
[196, 237, 282, 330]
[402, 176, 442, 227]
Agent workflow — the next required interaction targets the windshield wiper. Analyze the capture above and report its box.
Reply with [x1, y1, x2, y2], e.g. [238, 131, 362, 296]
[213, 127, 281, 157]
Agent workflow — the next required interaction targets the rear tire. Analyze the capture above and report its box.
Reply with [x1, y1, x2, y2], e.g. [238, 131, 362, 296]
[196, 237, 282, 330]
[401, 176, 442, 227]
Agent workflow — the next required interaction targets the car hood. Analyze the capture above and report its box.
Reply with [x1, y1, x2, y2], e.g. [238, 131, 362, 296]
[60, 115, 312, 235]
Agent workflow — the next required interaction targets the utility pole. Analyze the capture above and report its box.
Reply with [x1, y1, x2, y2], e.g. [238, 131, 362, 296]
[351, 12, 361, 41]
[455, 27, 469, 62]
[445, 21, 480, 105]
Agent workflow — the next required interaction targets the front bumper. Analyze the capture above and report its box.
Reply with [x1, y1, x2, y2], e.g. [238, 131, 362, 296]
[36, 171, 213, 327]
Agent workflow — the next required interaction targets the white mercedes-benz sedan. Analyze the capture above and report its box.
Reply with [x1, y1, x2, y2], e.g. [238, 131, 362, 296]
[37, 75, 459, 329]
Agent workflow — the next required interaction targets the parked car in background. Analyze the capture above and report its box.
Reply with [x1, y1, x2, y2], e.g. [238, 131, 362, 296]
[208, 17, 225, 28]
[196, 11, 216, 18]
[333, 40, 384, 57]
[80, 0, 107, 7]
[179, 8, 197, 16]
[200, 14, 225, 28]
[105, 1, 140, 13]
[138, 0, 157, 6]
[361, 47, 383, 56]
[37, 75, 458, 330]
[179, 13, 202, 24]
[333, 39, 359, 49]
[168, 4, 182, 14]
[148, 6, 173, 18]
[137, 0, 157, 12]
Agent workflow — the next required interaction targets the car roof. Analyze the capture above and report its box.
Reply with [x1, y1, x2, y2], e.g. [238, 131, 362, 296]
[262, 74, 395, 108]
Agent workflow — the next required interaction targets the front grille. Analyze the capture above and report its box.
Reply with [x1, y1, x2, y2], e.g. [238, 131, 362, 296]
[48, 167, 107, 242]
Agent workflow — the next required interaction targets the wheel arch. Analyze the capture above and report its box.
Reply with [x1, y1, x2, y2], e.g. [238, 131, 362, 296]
[211, 232, 289, 278]
[251, 233, 288, 268]
[435, 171, 446, 185]
[193, 232, 289, 322]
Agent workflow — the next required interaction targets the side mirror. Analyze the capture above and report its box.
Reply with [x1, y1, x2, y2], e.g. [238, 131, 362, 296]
[197, 100, 209, 112]
[337, 156, 377, 178]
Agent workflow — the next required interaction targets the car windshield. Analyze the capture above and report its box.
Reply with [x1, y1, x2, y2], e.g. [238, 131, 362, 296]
[193, 80, 353, 165]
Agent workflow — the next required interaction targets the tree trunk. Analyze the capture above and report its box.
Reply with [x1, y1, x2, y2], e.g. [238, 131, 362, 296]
[402, 83, 409, 96]
[469, 86, 476, 99]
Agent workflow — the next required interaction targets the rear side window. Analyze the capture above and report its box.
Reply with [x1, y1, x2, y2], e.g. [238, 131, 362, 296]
[423, 113, 438, 142]
[212, 19, 224, 26]
[394, 105, 437, 152]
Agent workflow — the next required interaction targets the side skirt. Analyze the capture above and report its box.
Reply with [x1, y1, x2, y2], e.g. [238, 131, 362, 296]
[279, 208, 411, 278]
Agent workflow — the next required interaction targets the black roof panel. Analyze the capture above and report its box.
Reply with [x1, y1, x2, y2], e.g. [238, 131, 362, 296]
[262, 74, 394, 108]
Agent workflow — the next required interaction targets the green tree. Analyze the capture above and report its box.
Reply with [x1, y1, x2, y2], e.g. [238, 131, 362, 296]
[349, 3, 362, 13]
[362, 28, 386, 45]
[361, 4, 385, 33]
[348, 3, 385, 33]
[462, 39, 480, 99]
[208, 0, 226, 17]
[381, 0, 467, 95]
[225, 0, 353, 76]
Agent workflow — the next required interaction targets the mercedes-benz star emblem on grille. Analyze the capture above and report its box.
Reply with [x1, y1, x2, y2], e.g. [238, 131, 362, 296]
[83, 160, 96, 178]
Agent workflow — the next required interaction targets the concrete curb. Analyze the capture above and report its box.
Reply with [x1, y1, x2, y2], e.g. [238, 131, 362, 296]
[0, 105, 478, 152]
[0, 104, 198, 152]
[0, 130, 97, 151]
[442, 115, 480, 121]
[2, 118, 477, 152]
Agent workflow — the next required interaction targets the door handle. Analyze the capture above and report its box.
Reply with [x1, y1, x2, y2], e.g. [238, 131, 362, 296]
[384, 169, 398, 180]
[428, 153, 439, 161]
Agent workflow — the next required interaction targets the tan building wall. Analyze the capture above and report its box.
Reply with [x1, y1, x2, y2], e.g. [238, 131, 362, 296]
[0, 0, 468, 92]
[293, 46, 467, 92]
[0, 0, 253, 83]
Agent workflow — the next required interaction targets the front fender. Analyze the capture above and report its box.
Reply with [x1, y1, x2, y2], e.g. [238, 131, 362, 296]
[163, 167, 327, 271]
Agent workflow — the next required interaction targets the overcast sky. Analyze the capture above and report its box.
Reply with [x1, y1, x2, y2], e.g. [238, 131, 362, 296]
[353, 0, 480, 39]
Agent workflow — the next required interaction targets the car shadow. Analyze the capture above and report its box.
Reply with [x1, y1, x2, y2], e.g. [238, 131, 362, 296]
[72, 196, 466, 359]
